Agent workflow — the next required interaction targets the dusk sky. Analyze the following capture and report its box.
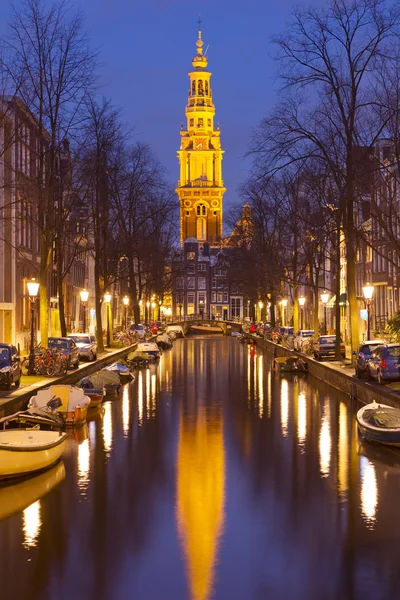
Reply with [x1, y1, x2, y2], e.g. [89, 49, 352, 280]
[0, 0, 323, 210]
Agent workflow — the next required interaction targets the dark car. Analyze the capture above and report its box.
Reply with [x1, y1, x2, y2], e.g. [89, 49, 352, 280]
[48, 337, 79, 369]
[367, 344, 400, 384]
[314, 335, 345, 360]
[0, 344, 22, 390]
[355, 340, 384, 378]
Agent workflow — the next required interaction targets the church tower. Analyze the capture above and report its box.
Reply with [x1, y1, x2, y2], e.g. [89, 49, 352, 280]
[177, 22, 226, 247]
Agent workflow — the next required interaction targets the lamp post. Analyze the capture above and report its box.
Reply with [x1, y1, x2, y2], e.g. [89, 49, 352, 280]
[104, 292, 111, 347]
[80, 289, 89, 333]
[123, 295, 129, 330]
[139, 299, 142, 322]
[321, 291, 330, 335]
[280, 299, 288, 327]
[299, 296, 306, 330]
[151, 302, 156, 322]
[146, 301, 150, 323]
[258, 300, 263, 322]
[27, 278, 39, 375]
[362, 283, 374, 340]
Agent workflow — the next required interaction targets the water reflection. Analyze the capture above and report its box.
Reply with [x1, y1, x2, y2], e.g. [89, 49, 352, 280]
[23, 501, 41, 549]
[78, 438, 90, 495]
[122, 385, 130, 436]
[338, 402, 348, 499]
[138, 370, 144, 426]
[280, 379, 289, 438]
[257, 355, 264, 419]
[103, 401, 113, 454]
[176, 407, 225, 600]
[360, 457, 378, 529]
[319, 399, 331, 478]
[297, 392, 307, 451]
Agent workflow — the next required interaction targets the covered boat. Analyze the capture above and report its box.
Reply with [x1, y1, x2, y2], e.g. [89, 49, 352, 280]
[127, 350, 151, 367]
[156, 333, 172, 350]
[357, 401, 400, 446]
[29, 385, 90, 427]
[104, 361, 135, 382]
[81, 369, 121, 395]
[137, 341, 161, 360]
[77, 377, 105, 408]
[0, 428, 66, 480]
[273, 356, 308, 373]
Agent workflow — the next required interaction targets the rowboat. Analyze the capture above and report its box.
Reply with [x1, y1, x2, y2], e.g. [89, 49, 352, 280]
[0, 461, 66, 520]
[357, 401, 400, 446]
[0, 429, 67, 480]
[29, 385, 91, 427]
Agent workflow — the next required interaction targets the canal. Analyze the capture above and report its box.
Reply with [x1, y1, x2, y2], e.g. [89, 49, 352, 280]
[0, 336, 400, 600]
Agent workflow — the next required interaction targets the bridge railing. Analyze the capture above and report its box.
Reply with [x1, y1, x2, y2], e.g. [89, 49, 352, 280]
[169, 314, 246, 323]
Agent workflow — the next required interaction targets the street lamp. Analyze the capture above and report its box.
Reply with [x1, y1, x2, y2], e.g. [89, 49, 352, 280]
[80, 289, 89, 333]
[362, 283, 374, 340]
[299, 296, 306, 330]
[321, 291, 330, 335]
[27, 277, 39, 375]
[280, 299, 288, 327]
[104, 292, 112, 347]
[123, 295, 129, 330]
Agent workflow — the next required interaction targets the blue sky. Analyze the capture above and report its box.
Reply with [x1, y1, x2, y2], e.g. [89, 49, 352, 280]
[0, 0, 324, 209]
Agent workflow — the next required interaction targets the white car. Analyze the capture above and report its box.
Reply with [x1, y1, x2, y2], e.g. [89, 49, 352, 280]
[294, 330, 315, 351]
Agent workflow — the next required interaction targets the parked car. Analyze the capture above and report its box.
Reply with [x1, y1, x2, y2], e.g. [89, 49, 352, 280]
[367, 344, 400, 384]
[68, 334, 98, 362]
[0, 344, 21, 390]
[48, 337, 80, 369]
[314, 335, 345, 360]
[280, 326, 294, 337]
[355, 340, 385, 378]
[294, 330, 315, 351]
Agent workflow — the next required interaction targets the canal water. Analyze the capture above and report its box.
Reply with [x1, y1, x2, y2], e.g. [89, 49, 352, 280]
[0, 336, 400, 600]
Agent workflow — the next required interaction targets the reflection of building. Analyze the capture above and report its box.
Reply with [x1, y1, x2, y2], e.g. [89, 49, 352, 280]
[176, 407, 225, 600]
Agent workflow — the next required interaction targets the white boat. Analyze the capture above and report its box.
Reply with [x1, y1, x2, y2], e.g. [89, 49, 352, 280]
[356, 401, 400, 446]
[166, 325, 184, 338]
[0, 429, 67, 480]
[29, 385, 91, 427]
[0, 461, 66, 520]
[137, 341, 161, 359]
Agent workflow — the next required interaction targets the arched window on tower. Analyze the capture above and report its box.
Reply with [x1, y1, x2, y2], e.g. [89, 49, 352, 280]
[205, 81, 209, 95]
[196, 204, 207, 216]
[192, 81, 196, 95]
[197, 217, 206, 241]
[198, 80, 204, 96]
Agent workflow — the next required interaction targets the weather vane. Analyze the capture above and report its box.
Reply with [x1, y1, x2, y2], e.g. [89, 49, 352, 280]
[197, 13, 203, 30]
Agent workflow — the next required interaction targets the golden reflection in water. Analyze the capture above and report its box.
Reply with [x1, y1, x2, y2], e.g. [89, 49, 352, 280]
[280, 379, 289, 438]
[267, 370, 272, 418]
[138, 370, 144, 426]
[23, 500, 41, 549]
[338, 402, 349, 499]
[146, 368, 151, 419]
[176, 408, 225, 600]
[297, 392, 307, 451]
[77, 438, 90, 494]
[319, 400, 331, 478]
[360, 457, 378, 529]
[103, 401, 113, 454]
[247, 347, 251, 406]
[122, 385, 130, 436]
[258, 355, 264, 419]
[151, 373, 157, 415]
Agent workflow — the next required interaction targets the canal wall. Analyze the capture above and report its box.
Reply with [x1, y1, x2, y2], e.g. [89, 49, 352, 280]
[252, 335, 400, 409]
[0, 344, 137, 419]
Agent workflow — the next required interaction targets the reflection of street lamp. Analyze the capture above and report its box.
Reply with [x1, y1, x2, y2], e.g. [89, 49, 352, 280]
[123, 295, 129, 330]
[27, 278, 39, 375]
[321, 291, 329, 335]
[280, 299, 288, 326]
[299, 296, 306, 330]
[363, 283, 374, 340]
[104, 292, 112, 347]
[80, 289, 89, 333]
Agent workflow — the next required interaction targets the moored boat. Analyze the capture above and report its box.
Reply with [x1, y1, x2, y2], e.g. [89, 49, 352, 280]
[126, 350, 151, 368]
[273, 356, 308, 373]
[77, 377, 105, 407]
[29, 385, 90, 427]
[0, 429, 67, 480]
[357, 401, 400, 446]
[137, 341, 161, 360]
[81, 370, 121, 395]
[156, 333, 172, 350]
[104, 361, 135, 382]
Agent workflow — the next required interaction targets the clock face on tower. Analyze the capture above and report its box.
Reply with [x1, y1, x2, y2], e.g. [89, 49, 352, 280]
[195, 138, 207, 150]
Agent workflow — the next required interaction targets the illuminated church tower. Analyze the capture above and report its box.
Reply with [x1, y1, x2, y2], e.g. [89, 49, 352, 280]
[177, 23, 226, 247]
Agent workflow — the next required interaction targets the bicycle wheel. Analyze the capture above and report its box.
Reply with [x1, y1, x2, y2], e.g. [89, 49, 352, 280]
[21, 357, 30, 375]
[44, 358, 56, 377]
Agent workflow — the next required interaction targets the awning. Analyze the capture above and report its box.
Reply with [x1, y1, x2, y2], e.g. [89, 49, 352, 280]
[326, 293, 348, 308]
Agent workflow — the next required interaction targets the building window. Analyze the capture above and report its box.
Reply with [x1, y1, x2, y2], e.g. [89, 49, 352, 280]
[187, 264, 195, 275]
[217, 293, 223, 303]
[198, 80, 203, 95]
[176, 277, 184, 289]
[205, 81, 209, 95]
[192, 81, 196, 95]
[187, 252, 195, 260]
[198, 277, 206, 289]
[196, 204, 206, 216]
[190, 118, 194, 126]
[198, 264, 206, 272]
[187, 293, 194, 304]
[217, 279, 223, 289]
[208, 118, 211, 127]
[223, 292, 228, 302]
[186, 211, 190, 216]
[197, 217, 206, 241]
[187, 277, 195, 289]
[231, 297, 241, 318]
[211, 292, 216, 302]
[198, 118, 204, 128]
[212, 278, 216, 288]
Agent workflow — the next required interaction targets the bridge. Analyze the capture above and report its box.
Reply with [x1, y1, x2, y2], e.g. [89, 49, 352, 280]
[168, 318, 243, 336]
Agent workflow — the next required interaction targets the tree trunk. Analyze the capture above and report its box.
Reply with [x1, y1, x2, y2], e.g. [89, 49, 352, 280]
[57, 243, 67, 337]
[39, 239, 51, 347]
